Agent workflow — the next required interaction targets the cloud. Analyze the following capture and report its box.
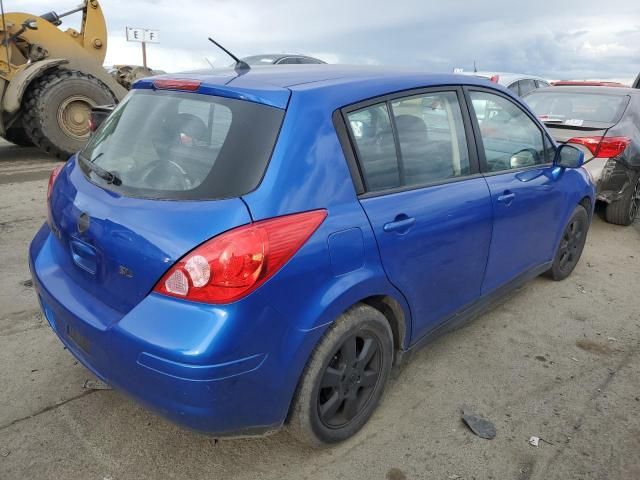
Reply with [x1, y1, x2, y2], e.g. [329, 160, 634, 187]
[9, 0, 640, 83]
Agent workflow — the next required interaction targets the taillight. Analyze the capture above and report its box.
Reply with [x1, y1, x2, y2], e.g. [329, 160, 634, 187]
[154, 210, 327, 303]
[567, 136, 630, 158]
[152, 79, 201, 91]
[489, 74, 500, 83]
[594, 136, 630, 158]
[47, 165, 63, 201]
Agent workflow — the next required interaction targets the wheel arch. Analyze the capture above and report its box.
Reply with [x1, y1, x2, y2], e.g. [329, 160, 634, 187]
[360, 295, 409, 354]
[2, 59, 69, 114]
[579, 195, 593, 218]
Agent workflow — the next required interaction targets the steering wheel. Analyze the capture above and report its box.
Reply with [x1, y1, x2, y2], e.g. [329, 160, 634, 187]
[137, 160, 193, 191]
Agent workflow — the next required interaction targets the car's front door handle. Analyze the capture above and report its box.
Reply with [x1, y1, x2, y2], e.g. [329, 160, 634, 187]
[383, 216, 416, 233]
[497, 191, 516, 204]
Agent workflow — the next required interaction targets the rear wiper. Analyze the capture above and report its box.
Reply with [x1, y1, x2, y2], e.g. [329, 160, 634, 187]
[79, 154, 122, 186]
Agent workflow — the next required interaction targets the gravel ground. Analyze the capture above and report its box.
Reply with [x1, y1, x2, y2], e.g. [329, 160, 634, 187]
[1, 139, 639, 480]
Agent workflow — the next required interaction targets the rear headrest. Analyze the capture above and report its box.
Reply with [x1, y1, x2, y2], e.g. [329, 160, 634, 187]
[394, 114, 428, 143]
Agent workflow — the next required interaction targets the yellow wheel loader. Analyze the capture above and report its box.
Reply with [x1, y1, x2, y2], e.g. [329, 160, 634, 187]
[0, 1, 154, 158]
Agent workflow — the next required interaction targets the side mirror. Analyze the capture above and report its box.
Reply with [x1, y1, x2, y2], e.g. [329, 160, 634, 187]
[510, 148, 538, 169]
[88, 104, 115, 133]
[554, 144, 584, 169]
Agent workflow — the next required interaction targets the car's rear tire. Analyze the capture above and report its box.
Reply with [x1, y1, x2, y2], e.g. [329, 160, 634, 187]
[288, 304, 393, 446]
[546, 205, 589, 281]
[605, 172, 640, 226]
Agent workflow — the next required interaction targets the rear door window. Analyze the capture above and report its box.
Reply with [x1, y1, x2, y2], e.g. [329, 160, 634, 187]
[346, 90, 471, 192]
[390, 92, 471, 185]
[347, 103, 400, 191]
[79, 90, 284, 200]
[507, 82, 520, 95]
[518, 79, 537, 96]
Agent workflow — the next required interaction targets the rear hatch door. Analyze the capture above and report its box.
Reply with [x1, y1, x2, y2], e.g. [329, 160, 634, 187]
[48, 85, 285, 316]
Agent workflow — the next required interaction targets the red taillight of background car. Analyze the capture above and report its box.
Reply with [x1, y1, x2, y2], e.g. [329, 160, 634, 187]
[567, 136, 630, 158]
[154, 209, 328, 303]
[489, 75, 500, 83]
[47, 165, 63, 201]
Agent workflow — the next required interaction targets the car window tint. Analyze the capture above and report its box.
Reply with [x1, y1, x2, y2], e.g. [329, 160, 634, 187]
[277, 57, 299, 64]
[469, 91, 545, 172]
[519, 79, 537, 96]
[390, 91, 471, 186]
[507, 82, 520, 95]
[347, 103, 400, 191]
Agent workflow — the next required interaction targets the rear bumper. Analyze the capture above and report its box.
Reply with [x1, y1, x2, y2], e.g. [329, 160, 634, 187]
[29, 224, 324, 436]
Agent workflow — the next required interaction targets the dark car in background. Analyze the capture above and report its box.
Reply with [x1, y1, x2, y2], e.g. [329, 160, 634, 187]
[525, 86, 640, 225]
[241, 54, 326, 65]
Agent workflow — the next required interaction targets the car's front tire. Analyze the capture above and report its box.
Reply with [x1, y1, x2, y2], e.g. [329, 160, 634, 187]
[546, 205, 589, 281]
[288, 304, 393, 446]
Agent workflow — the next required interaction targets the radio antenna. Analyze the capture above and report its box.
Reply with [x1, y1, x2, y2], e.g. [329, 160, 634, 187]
[207, 37, 250, 72]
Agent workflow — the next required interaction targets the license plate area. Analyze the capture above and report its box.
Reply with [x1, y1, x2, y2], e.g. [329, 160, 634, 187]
[67, 324, 92, 354]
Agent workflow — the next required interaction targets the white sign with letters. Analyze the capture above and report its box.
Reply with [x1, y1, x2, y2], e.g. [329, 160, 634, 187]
[126, 27, 160, 44]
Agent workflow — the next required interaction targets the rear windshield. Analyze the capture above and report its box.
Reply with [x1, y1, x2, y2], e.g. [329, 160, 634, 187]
[525, 91, 629, 125]
[79, 90, 284, 200]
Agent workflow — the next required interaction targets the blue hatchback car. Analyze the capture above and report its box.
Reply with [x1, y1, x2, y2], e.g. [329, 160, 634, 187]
[30, 65, 594, 445]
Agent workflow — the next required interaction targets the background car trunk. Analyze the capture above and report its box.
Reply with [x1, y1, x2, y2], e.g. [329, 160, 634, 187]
[543, 122, 613, 163]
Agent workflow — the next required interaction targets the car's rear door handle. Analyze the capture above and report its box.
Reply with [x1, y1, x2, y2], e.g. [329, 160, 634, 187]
[497, 191, 516, 204]
[383, 216, 416, 233]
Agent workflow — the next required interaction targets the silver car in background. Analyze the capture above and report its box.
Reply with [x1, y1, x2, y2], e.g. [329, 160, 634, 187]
[461, 71, 550, 96]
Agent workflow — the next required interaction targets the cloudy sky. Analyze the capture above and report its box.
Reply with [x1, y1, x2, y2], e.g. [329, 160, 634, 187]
[11, 0, 640, 84]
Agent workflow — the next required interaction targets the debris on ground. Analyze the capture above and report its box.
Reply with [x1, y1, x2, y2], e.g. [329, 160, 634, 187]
[529, 435, 554, 447]
[0, 448, 10, 457]
[577, 285, 587, 294]
[82, 379, 112, 390]
[20, 279, 33, 287]
[461, 409, 496, 439]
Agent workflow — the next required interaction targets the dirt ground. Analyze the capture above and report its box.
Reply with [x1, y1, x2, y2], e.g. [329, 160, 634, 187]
[1, 139, 639, 480]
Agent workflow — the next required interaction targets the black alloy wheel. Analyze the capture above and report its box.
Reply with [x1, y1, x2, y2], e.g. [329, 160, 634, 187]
[318, 333, 382, 428]
[546, 205, 589, 281]
[288, 304, 393, 446]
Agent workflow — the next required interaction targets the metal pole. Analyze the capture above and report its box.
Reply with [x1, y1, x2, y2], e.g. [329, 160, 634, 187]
[142, 42, 147, 68]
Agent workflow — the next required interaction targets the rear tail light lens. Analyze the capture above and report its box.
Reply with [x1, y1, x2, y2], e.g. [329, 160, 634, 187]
[567, 136, 630, 158]
[154, 210, 327, 303]
[47, 165, 63, 201]
[594, 136, 630, 158]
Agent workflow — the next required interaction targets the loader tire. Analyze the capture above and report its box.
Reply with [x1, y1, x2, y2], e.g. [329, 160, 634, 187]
[3, 120, 34, 147]
[22, 70, 116, 160]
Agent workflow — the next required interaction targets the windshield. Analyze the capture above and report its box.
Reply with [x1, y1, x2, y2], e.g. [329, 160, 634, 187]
[525, 91, 629, 125]
[79, 90, 284, 200]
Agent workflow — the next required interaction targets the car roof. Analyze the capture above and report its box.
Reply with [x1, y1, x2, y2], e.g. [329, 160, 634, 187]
[136, 65, 511, 109]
